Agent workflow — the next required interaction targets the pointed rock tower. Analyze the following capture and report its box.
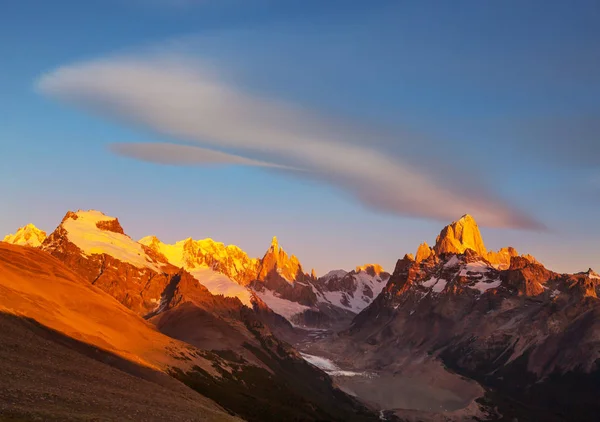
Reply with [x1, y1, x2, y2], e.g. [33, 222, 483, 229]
[257, 236, 304, 283]
[415, 241, 434, 262]
[433, 214, 487, 257]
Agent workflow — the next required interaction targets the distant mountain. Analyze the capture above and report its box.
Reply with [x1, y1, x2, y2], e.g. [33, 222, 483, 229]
[41, 210, 174, 315]
[415, 213, 535, 269]
[343, 214, 600, 421]
[312, 264, 390, 313]
[4, 212, 390, 329]
[3, 223, 46, 247]
[4, 209, 599, 420]
[1, 210, 379, 421]
[249, 237, 390, 326]
[139, 231, 389, 328]
[139, 235, 259, 306]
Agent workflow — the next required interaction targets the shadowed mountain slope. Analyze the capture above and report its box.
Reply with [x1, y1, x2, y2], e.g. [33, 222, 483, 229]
[2, 216, 380, 421]
[0, 242, 240, 421]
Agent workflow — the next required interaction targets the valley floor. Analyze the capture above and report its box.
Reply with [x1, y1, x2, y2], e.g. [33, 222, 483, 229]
[294, 327, 485, 420]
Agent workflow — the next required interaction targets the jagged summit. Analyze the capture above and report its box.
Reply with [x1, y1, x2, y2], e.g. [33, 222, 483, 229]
[258, 236, 304, 284]
[58, 210, 126, 234]
[434, 214, 487, 257]
[43, 210, 161, 271]
[355, 263, 386, 276]
[415, 241, 433, 262]
[139, 235, 259, 288]
[3, 223, 47, 247]
[412, 214, 534, 269]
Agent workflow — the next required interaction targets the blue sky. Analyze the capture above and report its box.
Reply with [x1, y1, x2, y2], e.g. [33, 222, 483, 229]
[1, 0, 599, 274]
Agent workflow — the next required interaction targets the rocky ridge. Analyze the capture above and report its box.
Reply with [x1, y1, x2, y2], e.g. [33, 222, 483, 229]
[3, 211, 380, 421]
[344, 214, 600, 421]
[415, 214, 537, 269]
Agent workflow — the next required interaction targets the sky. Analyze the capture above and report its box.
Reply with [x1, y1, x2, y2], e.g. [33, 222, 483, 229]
[1, 0, 599, 275]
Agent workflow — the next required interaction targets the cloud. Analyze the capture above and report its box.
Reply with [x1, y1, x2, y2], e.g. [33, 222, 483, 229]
[37, 55, 543, 229]
[110, 142, 295, 169]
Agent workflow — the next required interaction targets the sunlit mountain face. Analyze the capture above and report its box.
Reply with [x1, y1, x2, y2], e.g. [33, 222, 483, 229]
[3, 1, 599, 421]
[2, 210, 599, 421]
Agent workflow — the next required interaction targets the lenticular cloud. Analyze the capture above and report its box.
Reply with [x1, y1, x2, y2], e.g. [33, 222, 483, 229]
[37, 54, 543, 229]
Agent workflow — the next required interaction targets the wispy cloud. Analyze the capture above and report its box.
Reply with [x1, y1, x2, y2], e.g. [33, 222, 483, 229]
[110, 142, 296, 169]
[37, 55, 543, 229]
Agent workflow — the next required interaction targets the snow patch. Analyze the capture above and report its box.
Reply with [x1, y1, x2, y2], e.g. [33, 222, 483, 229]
[321, 269, 348, 281]
[254, 289, 312, 320]
[316, 269, 388, 313]
[189, 267, 252, 306]
[422, 277, 447, 293]
[422, 277, 438, 288]
[444, 256, 461, 268]
[431, 279, 448, 293]
[471, 278, 502, 293]
[300, 353, 373, 377]
[138, 237, 187, 267]
[63, 211, 160, 271]
[459, 261, 490, 276]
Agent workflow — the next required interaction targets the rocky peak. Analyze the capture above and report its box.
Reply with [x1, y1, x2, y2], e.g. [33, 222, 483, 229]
[138, 235, 161, 249]
[415, 242, 434, 262]
[39, 210, 172, 315]
[486, 246, 519, 269]
[3, 223, 47, 247]
[395, 254, 416, 273]
[501, 256, 553, 296]
[60, 210, 122, 230]
[355, 263, 385, 276]
[44, 210, 163, 271]
[270, 236, 279, 252]
[258, 236, 304, 284]
[139, 235, 260, 286]
[433, 214, 487, 257]
[95, 217, 125, 234]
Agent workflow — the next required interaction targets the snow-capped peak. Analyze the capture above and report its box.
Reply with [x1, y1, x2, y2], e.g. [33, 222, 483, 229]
[139, 235, 259, 306]
[3, 223, 47, 247]
[321, 269, 349, 281]
[314, 264, 390, 314]
[52, 210, 162, 271]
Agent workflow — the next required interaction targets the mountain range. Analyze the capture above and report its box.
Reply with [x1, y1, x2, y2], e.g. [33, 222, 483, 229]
[2, 211, 599, 421]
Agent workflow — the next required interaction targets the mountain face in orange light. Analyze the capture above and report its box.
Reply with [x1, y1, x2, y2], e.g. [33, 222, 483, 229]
[3, 210, 600, 421]
[344, 214, 600, 421]
[409, 214, 536, 270]
[257, 235, 308, 284]
[139, 234, 261, 287]
[0, 215, 381, 422]
[3, 223, 47, 247]
[139, 227, 389, 327]
[0, 242, 242, 421]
